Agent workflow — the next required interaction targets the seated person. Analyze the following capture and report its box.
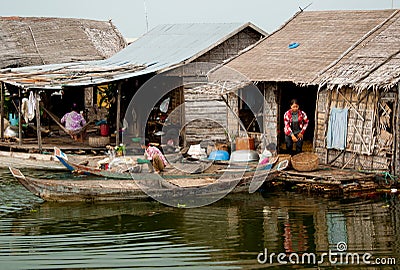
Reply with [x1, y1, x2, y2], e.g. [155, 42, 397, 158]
[61, 103, 87, 141]
[142, 138, 168, 173]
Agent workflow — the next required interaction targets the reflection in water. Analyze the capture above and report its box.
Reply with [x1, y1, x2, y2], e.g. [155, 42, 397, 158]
[0, 168, 399, 269]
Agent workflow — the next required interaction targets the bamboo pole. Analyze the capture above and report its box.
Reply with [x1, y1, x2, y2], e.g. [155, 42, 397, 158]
[325, 89, 333, 164]
[341, 153, 357, 169]
[353, 124, 369, 154]
[0, 82, 4, 140]
[262, 86, 267, 150]
[18, 89, 22, 146]
[337, 90, 364, 121]
[220, 95, 247, 137]
[115, 82, 122, 146]
[35, 91, 42, 151]
[328, 149, 345, 165]
[395, 83, 400, 175]
[313, 87, 320, 152]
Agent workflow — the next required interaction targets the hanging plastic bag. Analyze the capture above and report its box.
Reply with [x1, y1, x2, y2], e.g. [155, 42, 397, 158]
[159, 97, 170, 113]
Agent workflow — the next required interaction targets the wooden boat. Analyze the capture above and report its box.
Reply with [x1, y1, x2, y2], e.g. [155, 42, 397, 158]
[54, 146, 286, 181]
[9, 160, 288, 203]
[55, 147, 134, 179]
[0, 150, 66, 171]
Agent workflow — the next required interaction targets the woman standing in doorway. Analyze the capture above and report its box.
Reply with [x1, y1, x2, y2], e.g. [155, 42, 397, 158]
[283, 99, 309, 155]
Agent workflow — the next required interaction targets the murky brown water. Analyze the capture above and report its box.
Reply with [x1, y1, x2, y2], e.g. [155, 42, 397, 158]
[0, 169, 399, 269]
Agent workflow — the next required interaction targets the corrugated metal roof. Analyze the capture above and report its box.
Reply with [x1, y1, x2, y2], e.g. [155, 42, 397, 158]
[0, 22, 266, 89]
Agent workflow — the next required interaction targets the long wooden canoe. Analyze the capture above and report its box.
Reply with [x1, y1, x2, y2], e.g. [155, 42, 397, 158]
[55, 152, 133, 179]
[0, 150, 66, 171]
[54, 147, 287, 182]
[9, 161, 288, 203]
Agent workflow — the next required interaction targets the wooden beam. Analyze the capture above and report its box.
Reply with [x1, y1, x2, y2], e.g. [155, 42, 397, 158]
[341, 153, 357, 169]
[115, 82, 122, 146]
[328, 150, 345, 165]
[35, 91, 42, 151]
[337, 90, 365, 121]
[18, 89, 22, 146]
[395, 83, 400, 175]
[0, 82, 4, 140]
[220, 94, 247, 138]
[352, 124, 370, 154]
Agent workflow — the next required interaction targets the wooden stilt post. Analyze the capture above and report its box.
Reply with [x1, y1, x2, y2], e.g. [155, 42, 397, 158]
[18, 89, 22, 146]
[115, 82, 122, 146]
[0, 82, 4, 140]
[395, 83, 400, 175]
[35, 91, 42, 151]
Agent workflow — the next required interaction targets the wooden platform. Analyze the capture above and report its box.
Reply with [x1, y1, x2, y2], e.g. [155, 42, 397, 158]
[0, 134, 114, 154]
[274, 166, 379, 195]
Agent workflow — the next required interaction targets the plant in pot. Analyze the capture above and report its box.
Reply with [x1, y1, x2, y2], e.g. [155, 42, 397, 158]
[114, 143, 126, 156]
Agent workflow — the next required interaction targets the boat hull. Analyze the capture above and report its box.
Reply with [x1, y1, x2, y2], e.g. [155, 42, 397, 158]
[0, 151, 65, 171]
[11, 169, 277, 202]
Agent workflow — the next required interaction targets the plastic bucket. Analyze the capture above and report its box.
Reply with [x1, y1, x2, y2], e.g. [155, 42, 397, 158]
[100, 124, 109, 136]
[208, 150, 230, 161]
[9, 113, 18, 126]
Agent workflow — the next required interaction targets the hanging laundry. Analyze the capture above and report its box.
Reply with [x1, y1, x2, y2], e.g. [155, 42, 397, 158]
[27, 91, 36, 121]
[327, 107, 348, 150]
[159, 97, 170, 113]
[21, 98, 29, 123]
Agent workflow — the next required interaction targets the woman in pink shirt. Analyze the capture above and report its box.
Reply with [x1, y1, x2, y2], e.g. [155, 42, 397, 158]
[283, 99, 309, 155]
[61, 103, 86, 141]
[142, 138, 168, 173]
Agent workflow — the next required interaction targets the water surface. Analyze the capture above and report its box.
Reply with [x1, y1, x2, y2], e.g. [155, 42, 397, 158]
[0, 169, 399, 269]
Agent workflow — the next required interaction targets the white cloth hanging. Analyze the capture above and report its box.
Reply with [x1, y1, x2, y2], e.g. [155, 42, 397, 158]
[327, 108, 348, 150]
[21, 98, 29, 123]
[27, 91, 36, 121]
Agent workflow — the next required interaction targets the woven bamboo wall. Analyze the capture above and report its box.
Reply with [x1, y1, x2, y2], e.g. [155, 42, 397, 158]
[314, 88, 330, 162]
[261, 83, 278, 147]
[194, 27, 263, 64]
[396, 84, 400, 175]
[315, 87, 395, 172]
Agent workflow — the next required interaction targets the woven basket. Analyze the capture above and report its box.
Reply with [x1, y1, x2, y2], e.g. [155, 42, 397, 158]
[88, 136, 110, 147]
[291, 152, 319, 172]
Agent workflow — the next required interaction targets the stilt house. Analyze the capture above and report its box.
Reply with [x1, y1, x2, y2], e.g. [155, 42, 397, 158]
[225, 9, 400, 174]
[0, 22, 266, 151]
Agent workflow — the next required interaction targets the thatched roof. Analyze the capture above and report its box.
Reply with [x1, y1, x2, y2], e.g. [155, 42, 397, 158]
[316, 10, 400, 91]
[0, 22, 265, 90]
[226, 10, 397, 85]
[0, 16, 126, 69]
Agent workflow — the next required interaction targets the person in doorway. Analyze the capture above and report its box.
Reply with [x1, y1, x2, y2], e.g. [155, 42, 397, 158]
[142, 138, 168, 173]
[61, 103, 87, 141]
[283, 99, 309, 155]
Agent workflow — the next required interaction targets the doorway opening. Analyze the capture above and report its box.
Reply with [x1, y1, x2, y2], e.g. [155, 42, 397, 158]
[277, 82, 318, 154]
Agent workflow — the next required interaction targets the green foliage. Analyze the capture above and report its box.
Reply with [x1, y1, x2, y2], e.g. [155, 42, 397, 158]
[97, 83, 118, 127]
